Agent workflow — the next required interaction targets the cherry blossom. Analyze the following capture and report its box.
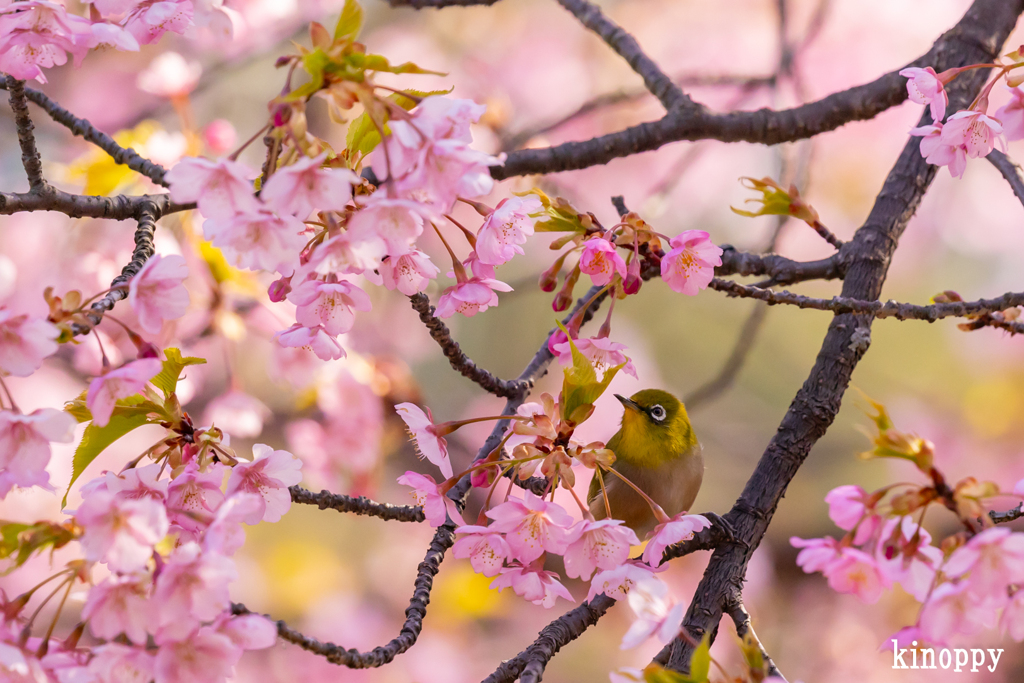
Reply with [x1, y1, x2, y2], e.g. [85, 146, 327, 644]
[88, 21, 140, 51]
[619, 577, 684, 649]
[0, 1, 89, 83]
[490, 561, 573, 608]
[452, 524, 511, 576]
[137, 52, 201, 98]
[552, 336, 638, 379]
[587, 561, 659, 602]
[102, 462, 168, 502]
[287, 277, 371, 336]
[86, 358, 163, 428]
[899, 67, 947, 122]
[82, 575, 152, 645]
[578, 238, 626, 286]
[940, 110, 1005, 159]
[165, 157, 259, 221]
[166, 463, 226, 533]
[394, 402, 453, 478]
[660, 230, 723, 296]
[260, 153, 359, 219]
[213, 613, 277, 650]
[225, 443, 302, 524]
[909, 122, 967, 178]
[790, 536, 840, 573]
[87, 644, 156, 683]
[274, 323, 346, 361]
[641, 513, 712, 567]
[563, 519, 639, 580]
[475, 196, 541, 266]
[485, 491, 574, 563]
[995, 86, 1024, 142]
[154, 625, 241, 683]
[0, 309, 59, 377]
[434, 276, 512, 318]
[396, 471, 465, 527]
[943, 527, 1024, 598]
[128, 253, 190, 333]
[379, 249, 439, 295]
[1000, 589, 1024, 641]
[153, 542, 237, 640]
[824, 485, 869, 531]
[124, 0, 194, 46]
[0, 408, 75, 497]
[202, 208, 307, 274]
[202, 119, 236, 155]
[202, 493, 264, 556]
[920, 581, 998, 642]
[345, 196, 434, 255]
[202, 390, 270, 439]
[824, 547, 888, 603]
[93, 0, 144, 18]
[75, 490, 169, 572]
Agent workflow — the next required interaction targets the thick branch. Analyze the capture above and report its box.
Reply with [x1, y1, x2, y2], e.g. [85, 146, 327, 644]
[0, 188, 187, 220]
[5, 77, 46, 193]
[553, 0, 693, 113]
[665, 0, 1022, 670]
[290, 485, 424, 522]
[0, 80, 169, 187]
[716, 246, 841, 285]
[409, 293, 530, 399]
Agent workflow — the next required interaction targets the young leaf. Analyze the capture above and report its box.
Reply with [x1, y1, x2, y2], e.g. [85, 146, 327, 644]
[334, 0, 364, 44]
[0, 520, 75, 570]
[152, 348, 206, 397]
[687, 635, 712, 683]
[62, 411, 152, 508]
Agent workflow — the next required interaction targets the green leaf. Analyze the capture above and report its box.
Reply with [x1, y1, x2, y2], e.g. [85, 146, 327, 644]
[152, 348, 206, 397]
[64, 390, 92, 423]
[687, 635, 712, 683]
[349, 53, 446, 76]
[557, 321, 625, 422]
[1, 520, 75, 570]
[63, 411, 151, 508]
[286, 49, 332, 100]
[334, 0, 364, 43]
[346, 88, 452, 158]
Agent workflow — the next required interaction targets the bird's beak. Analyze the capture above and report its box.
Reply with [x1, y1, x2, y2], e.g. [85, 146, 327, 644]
[614, 394, 642, 412]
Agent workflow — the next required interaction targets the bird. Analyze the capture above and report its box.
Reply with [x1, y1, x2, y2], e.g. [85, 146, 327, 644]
[587, 389, 704, 538]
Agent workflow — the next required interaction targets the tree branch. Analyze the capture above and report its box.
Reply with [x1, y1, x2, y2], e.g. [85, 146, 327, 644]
[990, 503, 1024, 525]
[290, 485, 424, 522]
[0, 188, 187, 220]
[408, 293, 530, 399]
[987, 149, 1024, 210]
[664, 0, 1022, 670]
[5, 76, 46, 193]
[723, 596, 785, 681]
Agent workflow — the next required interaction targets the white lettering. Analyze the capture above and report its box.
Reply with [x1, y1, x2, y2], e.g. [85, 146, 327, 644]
[939, 649, 952, 669]
[955, 649, 968, 672]
[988, 649, 1004, 672]
[892, 640, 908, 669]
[971, 649, 985, 672]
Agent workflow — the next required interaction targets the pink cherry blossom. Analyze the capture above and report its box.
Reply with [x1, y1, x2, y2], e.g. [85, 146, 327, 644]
[394, 403, 453, 478]
[462, 250, 496, 279]
[152, 542, 236, 638]
[475, 195, 541, 266]
[225, 444, 302, 524]
[82, 575, 152, 645]
[396, 471, 465, 527]
[940, 110, 1005, 159]
[485, 491, 574, 563]
[434, 276, 512, 318]
[920, 581, 999, 642]
[166, 463, 226, 534]
[75, 491, 169, 572]
[202, 208, 307, 275]
[124, 0, 193, 46]
[660, 230, 723, 296]
[552, 336, 638, 379]
[202, 493, 263, 556]
[213, 613, 277, 650]
[642, 513, 712, 567]
[93, 0, 143, 17]
[287, 278, 371, 336]
[899, 67, 947, 122]
[166, 156, 258, 221]
[452, 524, 510, 576]
[379, 249, 440, 295]
[0, 1, 89, 83]
[0, 309, 59, 377]
[102, 462, 168, 502]
[128, 253, 190, 333]
[0, 408, 75, 497]
[823, 547, 888, 603]
[88, 21, 140, 51]
[563, 519, 640, 580]
[909, 123, 967, 178]
[943, 527, 1024, 599]
[306, 232, 385, 277]
[274, 323, 346, 361]
[620, 577, 684, 649]
[202, 390, 270, 439]
[154, 625, 241, 683]
[884, 625, 931, 651]
[86, 358, 163, 428]
[790, 536, 840, 573]
[87, 644, 155, 683]
[490, 562, 573, 608]
[137, 52, 201, 98]
[345, 196, 435, 255]
[578, 238, 627, 286]
[261, 153, 359, 219]
[587, 561, 659, 602]
[202, 119, 236, 155]
[1000, 589, 1024, 641]
[995, 86, 1024, 142]
[824, 485, 868, 531]
[400, 97, 485, 144]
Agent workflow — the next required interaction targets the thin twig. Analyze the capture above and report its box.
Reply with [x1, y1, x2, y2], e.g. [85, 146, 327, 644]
[724, 596, 785, 681]
[987, 149, 1024, 209]
[990, 503, 1024, 525]
[5, 76, 46, 193]
[290, 486, 425, 522]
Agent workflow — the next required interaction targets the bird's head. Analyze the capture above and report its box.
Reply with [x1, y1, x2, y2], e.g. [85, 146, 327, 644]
[613, 389, 697, 464]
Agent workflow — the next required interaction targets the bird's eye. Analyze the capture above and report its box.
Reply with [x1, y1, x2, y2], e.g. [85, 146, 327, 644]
[649, 405, 666, 421]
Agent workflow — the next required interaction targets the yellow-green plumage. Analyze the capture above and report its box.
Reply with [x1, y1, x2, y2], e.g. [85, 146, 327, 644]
[587, 389, 703, 537]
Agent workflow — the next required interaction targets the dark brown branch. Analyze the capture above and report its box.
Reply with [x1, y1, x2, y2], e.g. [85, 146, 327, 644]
[684, 303, 768, 410]
[987, 149, 1024, 209]
[716, 245, 841, 285]
[553, 0, 693, 113]
[0, 188, 188, 220]
[232, 520, 456, 668]
[408, 293, 530, 399]
[723, 596, 784, 681]
[665, 0, 1021, 670]
[956, 310, 1024, 335]
[290, 485, 424, 522]
[708, 278, 1024, 323]
[5, 77, 46, 193]
[990, 503, 1024, 525]
[0, 80, 169, 187]
[492, 2, 1004, 179]
[71, 203, 161, 335]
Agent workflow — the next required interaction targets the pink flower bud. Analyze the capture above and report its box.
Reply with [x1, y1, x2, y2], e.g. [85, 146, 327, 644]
[203, 119, 237, 156]
[267, 276, 292, 303]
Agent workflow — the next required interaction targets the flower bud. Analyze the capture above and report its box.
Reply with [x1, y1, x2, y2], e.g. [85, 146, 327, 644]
[268, 276, 292, 302]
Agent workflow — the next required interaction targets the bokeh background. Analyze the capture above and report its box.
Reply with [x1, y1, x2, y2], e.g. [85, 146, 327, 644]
[3, 0, 1024, 680]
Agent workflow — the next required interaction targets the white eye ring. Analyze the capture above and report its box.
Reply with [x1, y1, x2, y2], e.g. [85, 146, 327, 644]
[649, 405, 666, 421]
